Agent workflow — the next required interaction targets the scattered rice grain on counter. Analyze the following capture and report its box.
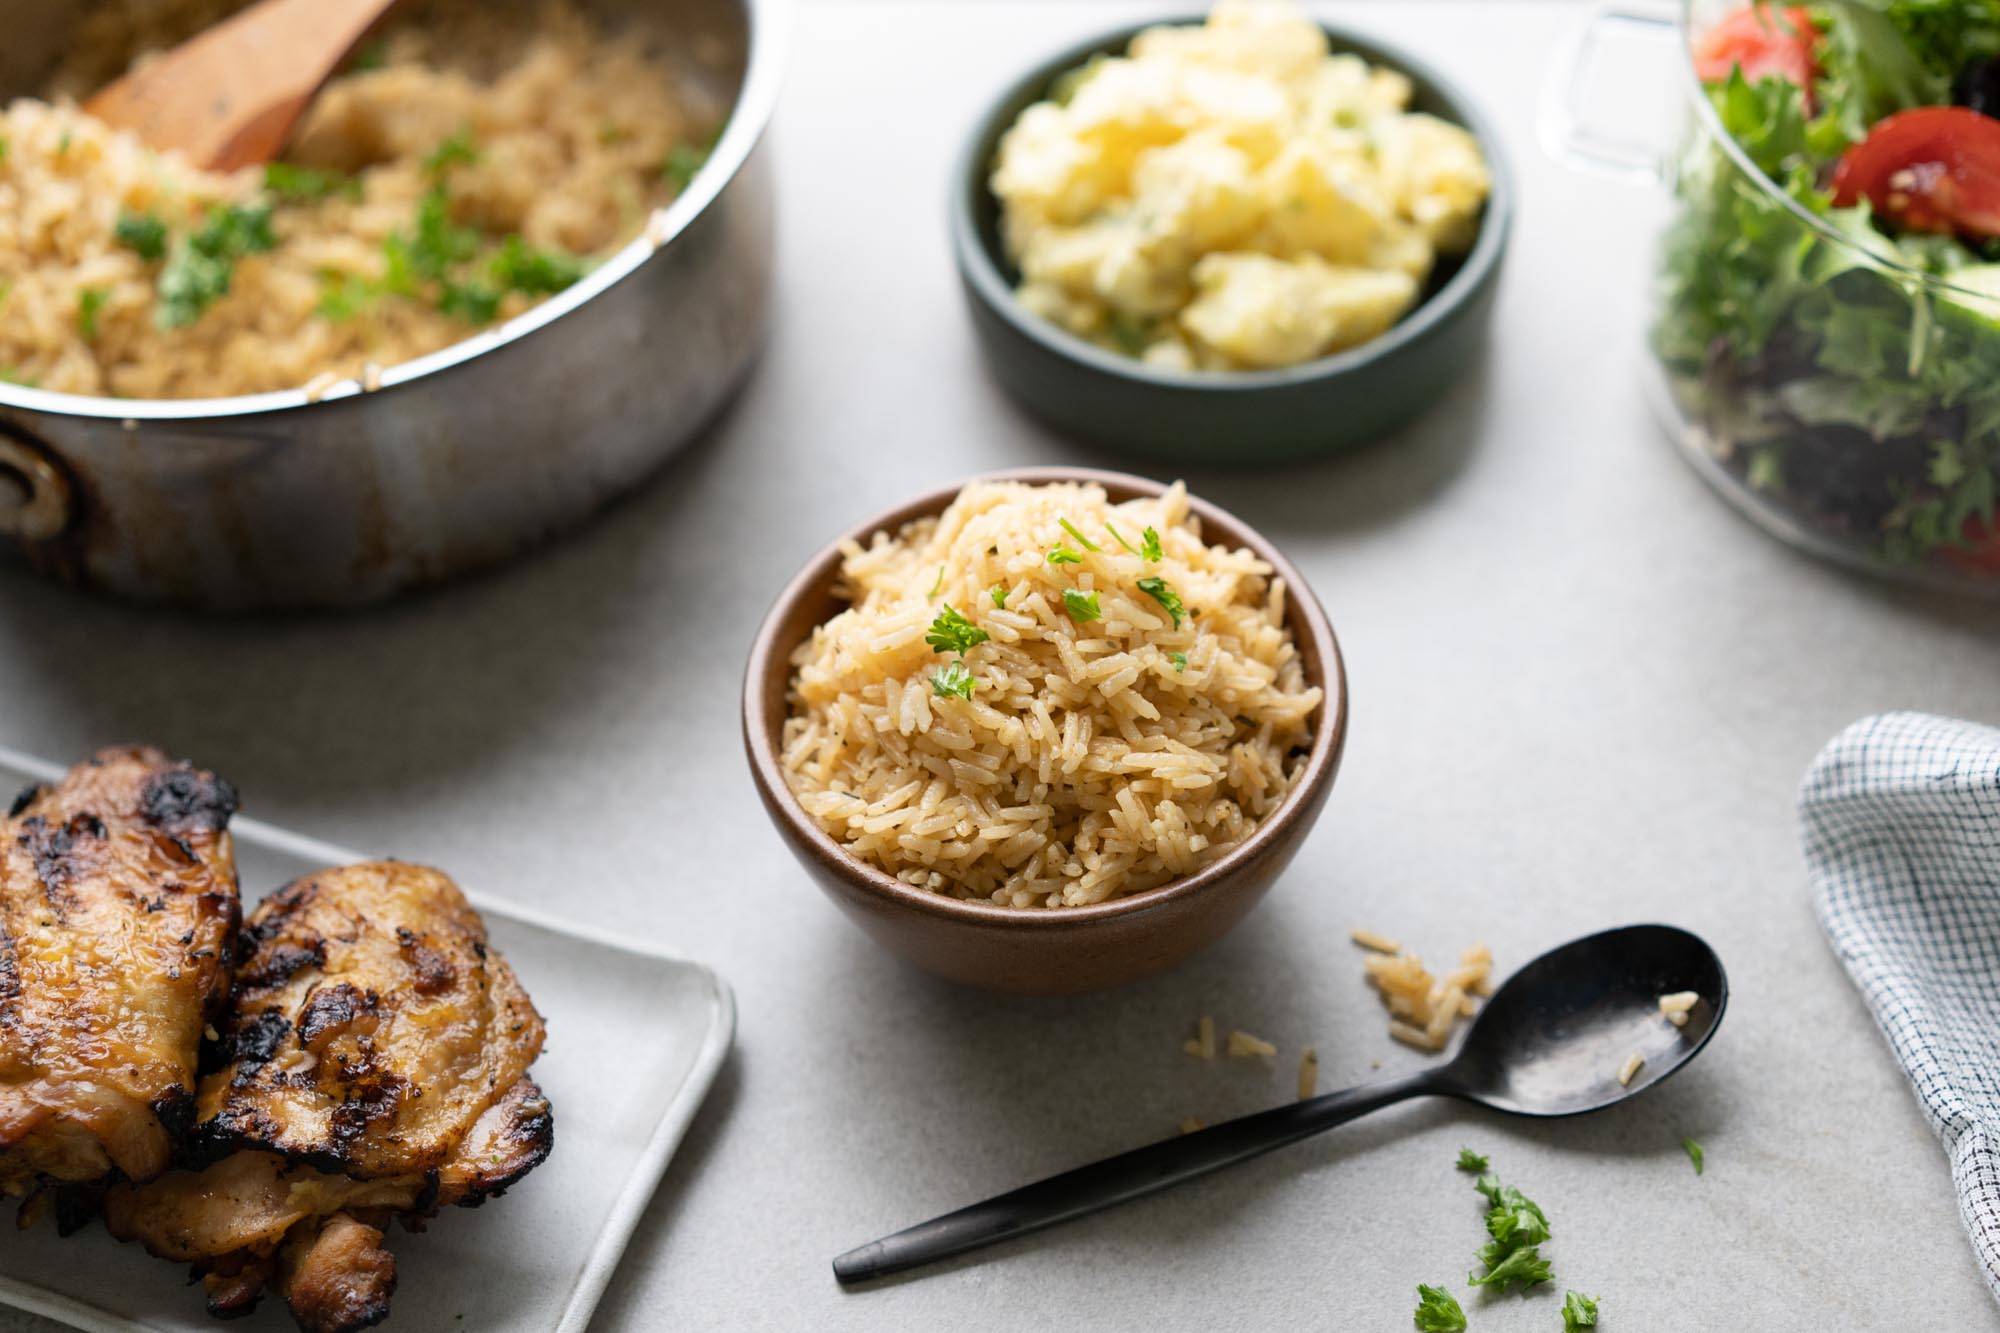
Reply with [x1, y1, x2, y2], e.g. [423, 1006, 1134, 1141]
[782, 480, 1321, 907]
[1616, 1052, 1644, 1087]
[1183, 1015, 1218, 1060]
[1658, 991, 1698, 1027]
[1350, 926, 1401, 954]
[1358, 936, 1492, 1052]
[1297, 1045, 1318, 1099]
[1180, 1116, 1206, 1134]
[1227, 1030, 1278, 1059]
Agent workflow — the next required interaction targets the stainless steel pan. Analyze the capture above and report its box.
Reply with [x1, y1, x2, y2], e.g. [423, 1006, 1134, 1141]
[0, 0, 784, 610]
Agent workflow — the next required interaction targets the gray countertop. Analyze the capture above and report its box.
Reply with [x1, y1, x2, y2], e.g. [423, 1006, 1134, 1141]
[4, 2, 1999, 1328]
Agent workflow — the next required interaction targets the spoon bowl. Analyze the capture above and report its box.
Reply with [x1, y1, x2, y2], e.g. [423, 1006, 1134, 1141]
[1438, 923, 1727, 1117]
[834, 923, 1728, 1285]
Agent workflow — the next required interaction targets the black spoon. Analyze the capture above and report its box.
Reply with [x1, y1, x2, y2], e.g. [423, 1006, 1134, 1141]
[833, 923, 1727, 1285]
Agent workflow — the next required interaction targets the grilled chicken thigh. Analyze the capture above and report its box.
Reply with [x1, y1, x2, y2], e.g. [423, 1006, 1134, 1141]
[105, 861, 551, 1333]
[0, 747, 240, 1205]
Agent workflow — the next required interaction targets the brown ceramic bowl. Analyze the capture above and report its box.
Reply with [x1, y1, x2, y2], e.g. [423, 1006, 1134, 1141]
[741, 467, 1348, 995]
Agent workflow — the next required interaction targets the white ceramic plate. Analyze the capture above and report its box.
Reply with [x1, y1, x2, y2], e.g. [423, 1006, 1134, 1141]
[0, 747, 734, 1333]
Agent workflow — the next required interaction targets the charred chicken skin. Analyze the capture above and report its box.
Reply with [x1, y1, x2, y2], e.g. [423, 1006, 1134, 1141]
[105, 861, 552, 1333]
[0, 747, 240, 1206]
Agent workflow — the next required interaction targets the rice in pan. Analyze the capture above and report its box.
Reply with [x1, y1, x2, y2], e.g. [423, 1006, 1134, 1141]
[0, 0, 724, 399]
[781, 480, 1322, 908]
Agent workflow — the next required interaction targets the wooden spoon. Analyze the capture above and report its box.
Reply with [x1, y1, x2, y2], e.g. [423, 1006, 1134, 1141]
[85, 0, 404, 173]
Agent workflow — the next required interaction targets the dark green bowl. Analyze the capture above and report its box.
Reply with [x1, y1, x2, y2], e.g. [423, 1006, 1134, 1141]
[950, 16, 1513, 467]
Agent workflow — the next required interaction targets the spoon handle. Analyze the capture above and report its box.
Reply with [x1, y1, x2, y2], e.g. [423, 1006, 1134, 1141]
[832, 1069, 1438, 1284]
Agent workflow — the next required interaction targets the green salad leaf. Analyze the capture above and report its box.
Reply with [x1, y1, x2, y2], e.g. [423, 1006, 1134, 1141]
[1653, 4, 2000, 567]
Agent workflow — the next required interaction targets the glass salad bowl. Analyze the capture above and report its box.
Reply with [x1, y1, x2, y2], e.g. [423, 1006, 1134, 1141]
[1554, 0, 2000, 597]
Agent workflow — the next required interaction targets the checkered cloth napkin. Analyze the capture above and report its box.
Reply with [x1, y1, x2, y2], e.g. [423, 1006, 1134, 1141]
[1801, 711, 2000, 1305]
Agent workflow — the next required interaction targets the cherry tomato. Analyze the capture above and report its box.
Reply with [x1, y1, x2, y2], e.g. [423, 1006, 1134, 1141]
[1692, 5, 1820, 94]
[1942, 510, 2000, 577]
[1831, 107, 2000, 240]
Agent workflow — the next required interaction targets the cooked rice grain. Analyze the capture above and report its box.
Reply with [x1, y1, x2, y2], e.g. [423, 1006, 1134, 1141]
[783, 481, 1321, 908]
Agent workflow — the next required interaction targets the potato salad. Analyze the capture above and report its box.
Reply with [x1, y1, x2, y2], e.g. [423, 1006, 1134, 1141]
[991, 0, 1491, 372]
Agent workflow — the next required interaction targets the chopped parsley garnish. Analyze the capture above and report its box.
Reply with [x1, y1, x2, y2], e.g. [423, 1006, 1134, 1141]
[423, 130, 480, 178]
[154, 202, 277, 329]
[0, 137, 9, 164]
[1061, 589, 1100, 623]
[264, 161, 359, 202]
[1682, 1137, 1704, 1175]
[990, 585, 1008, 608]
[1105, 522, 1140, 556]
[924, 605, 989, 655]
[1562, 1291, 1599, 1331]
[662, 142, 710, 192]
[439, 281, 501, 324]
[1455, 1148, 1488, 1173]
[347, 39, 388, 72]
[1411, 1285, 1465, 1332]
[1058, 518, 1101, 552]
[488, 235, 591, 295]
[931, 659, 975, 701]
[1135, 575, 1184, 628]
[927, 565, 945, 599]
[316, 271, 376, 322]
[1169, 651, 1187, 672]
[113, 210, 168, 262]
[1467, 1168, 1554, 1293]
[55, 129, 71, 157]
[76, 288, 106, 341]
[1140, 526, 1163, 561]
[1047, 546, 1083, 565]
[391, 188, 481, 287]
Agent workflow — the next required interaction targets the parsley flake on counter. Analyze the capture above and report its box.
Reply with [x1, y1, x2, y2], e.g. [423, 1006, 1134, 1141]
[924, 605, 989, 655]
[1682, 1137, 1704, 1175]
[77, 288, 106, 341]
[1467, 1168, 1553, 1293]
[1562, 1290, 1599, 1331]
[113, 210, 168, 262]
[931, 659, 976, 701]
[1456, 1148, 1488, 1174]
[990, 585, 1009, 609]
[1411, 1284, 1465, 1332]
[1169, 651, 1187, 672]
[264, 162, 359, 202]
[1140, 526, 1163, 561]
[1057, 518, 1101, 552]
[1062, 589, 1101, 623]
[1105, 522, 1140, 556]
[1047, 546, 1083, 565]
[1136, 575, 1184, 628]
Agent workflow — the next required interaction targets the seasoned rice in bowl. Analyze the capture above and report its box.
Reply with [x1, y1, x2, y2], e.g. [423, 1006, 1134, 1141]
[781, 479, 1322, 908]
